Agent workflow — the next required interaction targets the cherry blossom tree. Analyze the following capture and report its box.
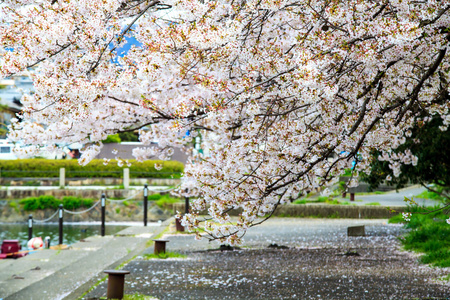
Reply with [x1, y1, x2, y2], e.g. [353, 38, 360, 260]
[1, 0, 450, 244]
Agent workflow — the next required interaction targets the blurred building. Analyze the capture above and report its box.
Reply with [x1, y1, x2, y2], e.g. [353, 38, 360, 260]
[97, 142, 188, 164]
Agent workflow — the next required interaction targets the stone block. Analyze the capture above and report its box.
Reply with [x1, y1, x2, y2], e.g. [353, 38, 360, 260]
[347, 225, 365, 236]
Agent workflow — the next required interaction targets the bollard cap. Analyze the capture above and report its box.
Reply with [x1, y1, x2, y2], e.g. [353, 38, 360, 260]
[104, 270, 130, 275]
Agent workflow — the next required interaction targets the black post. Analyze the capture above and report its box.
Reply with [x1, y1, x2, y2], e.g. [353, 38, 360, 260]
[185, 196, 189, 214]
[58, 204, 63, 245]
[185, 188, 189, 214]
[143, 184, 148, 227]
[101, 193, 106, 237]
[28, 214, 33, 241]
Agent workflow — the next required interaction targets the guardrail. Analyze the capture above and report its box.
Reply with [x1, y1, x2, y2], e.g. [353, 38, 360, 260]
[26, 185, 180, 246]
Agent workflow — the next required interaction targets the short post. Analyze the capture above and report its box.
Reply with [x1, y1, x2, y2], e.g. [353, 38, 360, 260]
[101, 193, 106, 237]
[28, 214, 33, 241]
[342, 192, 347, 198]
[104, 270, 130, 300]
[350, 193, 355, 201]
[123, 168, 130, 190]
[185, 196, 190, 214]
[153, 239, 169, 255]
[58, 204, 63, 245]
[143, 184, 148, 227]
[175, 218, 184, 232]
[59, 168, 65, 187]
[44, 236, 51, 249]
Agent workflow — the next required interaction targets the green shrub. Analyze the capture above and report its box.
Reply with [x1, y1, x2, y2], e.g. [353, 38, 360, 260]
[19, 195, 95, 211]
[20, 195, 61, 211]
[317, 196, 328, 202]
[19, 198, 39, 211]
[148, 193, 162, 200]
[82, 198, 94, 207]
[39, 195, 61, 209]
[118, 132, 139, 142]
[23, 180, 41, 186]
[391, 206, 450, 267]
[103, 134, 122, 143]
[0, 159, 184, 179]
[61, 196, 81, 210]
[155, 195, 181, 208]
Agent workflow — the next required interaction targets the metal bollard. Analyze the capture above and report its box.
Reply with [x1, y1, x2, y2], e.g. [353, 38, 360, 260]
[28, 214, 33, 241]
[104, 270, 130, 300]
[44, 236, 51, 249]
[185, 196, 189, 214]
[143, 184, 148, 227]
[101, 193, 106, 237]
[58, 204, 63, 245]
[350, 193, 355, 201]
[153, 239, 169, 255]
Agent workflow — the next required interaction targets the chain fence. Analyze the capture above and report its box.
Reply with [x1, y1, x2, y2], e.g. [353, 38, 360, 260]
[32, 210, 59, 223]
[25, 185, 182, 246]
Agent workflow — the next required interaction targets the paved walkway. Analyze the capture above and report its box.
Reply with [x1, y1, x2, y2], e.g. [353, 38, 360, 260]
[346, 185, 441, 206]
[83, 218, 450, 300]
[0, 221, 169, 300]
[1, 217, 449, 300]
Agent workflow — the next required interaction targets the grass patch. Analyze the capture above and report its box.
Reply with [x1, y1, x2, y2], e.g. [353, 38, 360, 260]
[365, 202, 381, 206]
[292, 199, 307, 205]
[155, 195, 181, 209]
[143, 251, 187, 260]
[293, 197, 354, 205]
[355, 191, 386, 195]
[123, 294, 158, 300]
[416, 190, 446, 201]
[390, 206, 450, 267]
[388, 213, 405, 224]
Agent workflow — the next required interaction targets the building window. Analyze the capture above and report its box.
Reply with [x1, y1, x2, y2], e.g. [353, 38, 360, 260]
[0, 146, 11, 153]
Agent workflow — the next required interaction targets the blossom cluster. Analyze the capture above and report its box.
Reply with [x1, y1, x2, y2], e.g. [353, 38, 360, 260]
[1, 0, 450, 243]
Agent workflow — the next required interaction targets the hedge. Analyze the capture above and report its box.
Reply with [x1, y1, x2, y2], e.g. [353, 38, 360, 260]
[0, 159, 184, 178]
[19, 195, 95, 211]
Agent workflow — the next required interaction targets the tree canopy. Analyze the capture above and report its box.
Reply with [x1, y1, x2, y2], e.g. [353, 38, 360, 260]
[362, 116, 450, 197]
[1, 0, 450, 244]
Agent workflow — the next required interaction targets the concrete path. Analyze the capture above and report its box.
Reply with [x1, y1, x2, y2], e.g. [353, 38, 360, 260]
[0, 221, 169, 300]
[343, 185, 442, 207]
